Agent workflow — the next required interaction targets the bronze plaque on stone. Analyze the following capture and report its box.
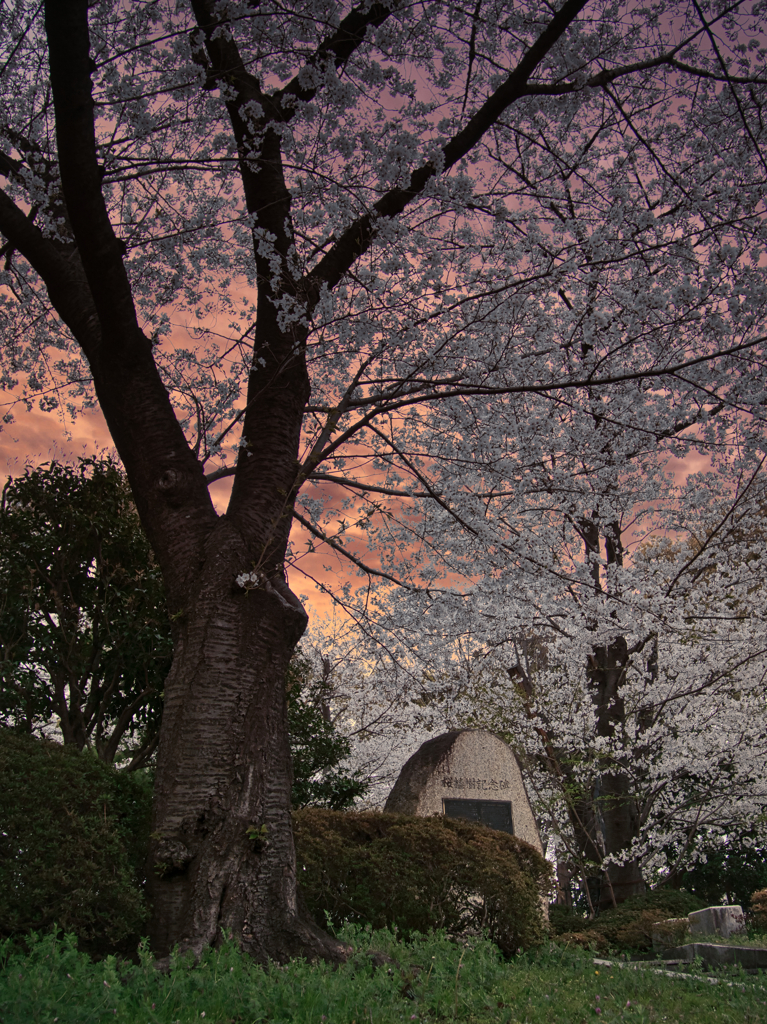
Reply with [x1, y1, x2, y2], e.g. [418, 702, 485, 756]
[443, 797, 514, 835]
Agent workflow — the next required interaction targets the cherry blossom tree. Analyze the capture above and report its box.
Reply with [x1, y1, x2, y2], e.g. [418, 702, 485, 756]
[366, 414, 767, 909]
[1, 0, 766, 960]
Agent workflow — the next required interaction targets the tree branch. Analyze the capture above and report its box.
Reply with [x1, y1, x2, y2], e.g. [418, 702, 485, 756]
[304, 0, 591, 302]
[274, 2, 395, 116]
[0, 186, 100, 349]
[44, 0, 144, 352]
[292, 508, 418, 589]
[38, 1, 219, 596]
[309, 472, 439, 498]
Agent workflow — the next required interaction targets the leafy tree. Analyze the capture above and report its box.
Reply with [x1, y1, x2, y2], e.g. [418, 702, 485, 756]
[286, 651, 369, 810]
[0, 0, 766, 962]
[0, 457, 169, 768]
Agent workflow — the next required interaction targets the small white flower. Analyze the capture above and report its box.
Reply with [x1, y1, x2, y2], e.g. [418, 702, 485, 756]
[236, 570, 263, 590]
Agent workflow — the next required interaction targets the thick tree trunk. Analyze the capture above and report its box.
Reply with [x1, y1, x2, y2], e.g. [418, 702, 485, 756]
[148, 520, 347, 963]
[24, 0, 594, 965]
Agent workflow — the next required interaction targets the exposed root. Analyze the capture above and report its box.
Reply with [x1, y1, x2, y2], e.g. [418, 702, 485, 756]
[247, 912, 352, 965]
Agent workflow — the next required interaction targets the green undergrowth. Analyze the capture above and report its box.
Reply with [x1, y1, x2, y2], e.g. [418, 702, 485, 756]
[552, 890, 710, 953]
[1, 927, 766, 1024]
[686, 931, 767, 948]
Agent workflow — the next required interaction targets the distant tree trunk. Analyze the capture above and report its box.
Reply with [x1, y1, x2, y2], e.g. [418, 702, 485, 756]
[566, 795, 603, 914]
[556, 860, 575, 908]
[588, 636, 645, 909]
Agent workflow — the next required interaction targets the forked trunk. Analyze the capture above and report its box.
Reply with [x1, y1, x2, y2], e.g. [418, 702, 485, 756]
[147, 521, 346, 963]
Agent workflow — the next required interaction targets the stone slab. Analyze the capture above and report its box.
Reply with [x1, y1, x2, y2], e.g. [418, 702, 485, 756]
[662, 943, 767, 972]
[384, 729, 542, 853]
[688, 905, 745, 940]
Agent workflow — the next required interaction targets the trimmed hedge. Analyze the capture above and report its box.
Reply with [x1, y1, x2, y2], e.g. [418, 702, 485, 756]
[293, 808, 553, 954]
[0, 730, 151, 955]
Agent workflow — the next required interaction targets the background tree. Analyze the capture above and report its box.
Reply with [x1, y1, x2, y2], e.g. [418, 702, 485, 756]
[667, 824, 767, 909]
[0, 0, 766, 961]
[286, 649, 370, 810]
[0, 456, 169, 768]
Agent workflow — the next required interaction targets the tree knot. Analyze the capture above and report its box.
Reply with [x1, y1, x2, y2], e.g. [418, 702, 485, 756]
[156, 467, 192, 507]
[152, 835, 193, 877]
[158, 468, 182, 491]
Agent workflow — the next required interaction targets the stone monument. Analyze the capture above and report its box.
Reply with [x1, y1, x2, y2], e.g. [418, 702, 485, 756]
[384, 728, 543, 854]
[689, 905, 746, 940]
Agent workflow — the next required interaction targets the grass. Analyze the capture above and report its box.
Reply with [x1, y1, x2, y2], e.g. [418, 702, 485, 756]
[683, 931, 767, 948]
[1, 927, 766, 1024]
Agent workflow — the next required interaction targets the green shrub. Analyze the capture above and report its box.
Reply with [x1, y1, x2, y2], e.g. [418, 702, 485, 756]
[0, 730, 151, 955]
[556, 888, 708, 953]
[0, 732, 551, 959]
[752, 887, 767, 929]
[293, 808, 553, 955]
[548, 902, 588, 936]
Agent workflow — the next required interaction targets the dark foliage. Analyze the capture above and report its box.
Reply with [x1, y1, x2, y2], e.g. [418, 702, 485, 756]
[548, 903, 590, 936]
[287, 653, 369, 810]
[0, 730, 151, 955]
[752, 888, 767, 928]
[293, 808, 553, 955]
[670, 830, 767, 910]
[0, 457, 171, 767]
